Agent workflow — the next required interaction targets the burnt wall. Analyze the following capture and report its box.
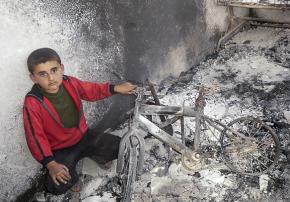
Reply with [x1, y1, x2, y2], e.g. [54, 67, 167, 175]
[115, 0, 207, 81]
[98, 0, 247, 130]
[0, 0, 244, 200]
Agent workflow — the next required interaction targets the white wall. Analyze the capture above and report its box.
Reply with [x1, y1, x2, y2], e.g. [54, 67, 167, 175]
[0, 0, 122, 200]
[205, 0, 249, 32]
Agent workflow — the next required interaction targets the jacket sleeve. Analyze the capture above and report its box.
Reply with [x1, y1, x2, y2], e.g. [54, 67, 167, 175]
[69, 76, 115, 101]
[23, 99, 54, 166]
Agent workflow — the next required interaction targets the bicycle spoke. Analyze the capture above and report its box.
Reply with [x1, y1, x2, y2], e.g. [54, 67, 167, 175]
[244, 120, 255, 136]
[258, 140, 274, 149]
[249, 153, 268, 169]
[205, 123, 220, 141]
[261, 147, 276, 158]
[252, 158, 263, 173]
[251, 123, 263, 138]
[222, 136, 238, 147]
[247, 122, 256, 136]
[258, 133, 272, 144]
[240, 153, 260, 173]
[250, 159, 254, 174]
[221, 116, 280, 175]
[259, 154, 274, 164]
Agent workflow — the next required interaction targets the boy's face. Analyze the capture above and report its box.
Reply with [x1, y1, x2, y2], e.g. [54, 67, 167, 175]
[30, 60, 64, 94]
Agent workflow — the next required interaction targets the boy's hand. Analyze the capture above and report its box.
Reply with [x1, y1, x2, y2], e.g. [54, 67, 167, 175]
[114, 82, 137, 95]
[46, 161, 71, 186]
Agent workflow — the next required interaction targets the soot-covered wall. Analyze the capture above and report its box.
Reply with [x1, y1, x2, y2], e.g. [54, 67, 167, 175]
[98, 0, 249, 130]
[0, 0, 240, 200]
[0, 1, 123, 200]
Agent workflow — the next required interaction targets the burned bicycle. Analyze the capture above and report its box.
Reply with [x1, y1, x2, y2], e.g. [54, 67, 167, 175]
[116, 83, 281, 202]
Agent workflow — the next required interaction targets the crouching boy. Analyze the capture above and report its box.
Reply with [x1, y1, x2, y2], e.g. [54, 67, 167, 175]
[23, 48, 136, 195]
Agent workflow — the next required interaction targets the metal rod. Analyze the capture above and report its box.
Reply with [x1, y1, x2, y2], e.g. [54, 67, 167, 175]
[227, 6, 234, 32]
[147, 79, 168, 123]
[139, 104, 197, 117]
[181, 117, 185, 144]
[250, 22, 290, 29]
[138, 115, 195, 158]
[147, 80, 161, 105]
[235, 16, 290, 24]
[159, 116, 180, 128]
[194, 115, 201, 150]
[217, 20, 247, 51]
[226, 3, 290, 10]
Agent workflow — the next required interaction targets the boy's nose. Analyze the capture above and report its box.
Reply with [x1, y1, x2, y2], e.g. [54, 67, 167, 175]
[47, 73, 54, 80]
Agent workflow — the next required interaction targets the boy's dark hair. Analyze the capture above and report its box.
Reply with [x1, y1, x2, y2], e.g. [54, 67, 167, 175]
[27, 48, 61, 74]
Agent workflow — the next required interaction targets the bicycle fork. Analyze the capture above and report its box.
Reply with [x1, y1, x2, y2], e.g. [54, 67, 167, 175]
[117, 127, 146, 178]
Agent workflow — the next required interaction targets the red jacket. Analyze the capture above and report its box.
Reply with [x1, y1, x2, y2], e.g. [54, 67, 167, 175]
[23, 75, 113, 166]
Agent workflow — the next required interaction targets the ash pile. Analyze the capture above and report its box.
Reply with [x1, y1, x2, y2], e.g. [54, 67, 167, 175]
[81, 26, 290, 202]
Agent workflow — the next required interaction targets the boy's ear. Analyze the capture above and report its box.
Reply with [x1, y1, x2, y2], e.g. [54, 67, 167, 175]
[29, 73, 38, 84]
[60, 64, 64, 74]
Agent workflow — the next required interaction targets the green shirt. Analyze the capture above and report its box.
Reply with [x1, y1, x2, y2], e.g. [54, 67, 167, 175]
[40, 85, 79, 128]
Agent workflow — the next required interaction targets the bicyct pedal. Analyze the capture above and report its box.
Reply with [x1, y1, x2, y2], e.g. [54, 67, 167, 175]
[181, 150, 205, 172]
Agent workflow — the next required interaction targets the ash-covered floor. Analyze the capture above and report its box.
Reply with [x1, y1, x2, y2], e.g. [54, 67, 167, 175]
[46, 26, 290, 202]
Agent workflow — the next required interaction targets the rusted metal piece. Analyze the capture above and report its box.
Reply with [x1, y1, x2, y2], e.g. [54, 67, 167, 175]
[217, 20, 247, 51]
[193, 87, 207, 150]
[147, 80, 161, 105]
[181, 116, 185, 144]
[147, 79, 174, 135]
[194, 115, 201, 150]
[227, 6, 235, 32]
[195, 87, 207, 110]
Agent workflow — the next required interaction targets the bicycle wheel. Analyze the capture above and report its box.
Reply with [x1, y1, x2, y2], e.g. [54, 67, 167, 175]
[120, 141, 139, 202]
[220, 116, 281, 175]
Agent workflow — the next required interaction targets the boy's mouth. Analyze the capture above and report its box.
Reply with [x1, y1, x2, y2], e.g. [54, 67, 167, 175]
[48, 82, 57, 86]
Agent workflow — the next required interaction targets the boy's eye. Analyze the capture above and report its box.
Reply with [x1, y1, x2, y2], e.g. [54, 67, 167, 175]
[51, 67, 58, 73]
[38, 72, 48, 77]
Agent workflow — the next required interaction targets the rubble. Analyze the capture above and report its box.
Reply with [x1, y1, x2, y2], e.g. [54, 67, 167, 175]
[52, 26, 290, 202]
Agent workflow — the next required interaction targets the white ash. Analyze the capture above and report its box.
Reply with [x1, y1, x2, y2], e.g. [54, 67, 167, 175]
[81, 26, 290, 202]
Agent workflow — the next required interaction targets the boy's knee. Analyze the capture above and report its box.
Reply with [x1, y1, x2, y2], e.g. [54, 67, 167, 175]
[102, 133, 121, 149]
[109, 134, 121, 152]
[112, 134, 121, 145]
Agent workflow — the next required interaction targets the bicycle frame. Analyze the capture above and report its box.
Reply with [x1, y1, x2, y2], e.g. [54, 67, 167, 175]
[116, 85, 281, 202]
[116, 90, 226, 177]
[116, 86, 258, 175]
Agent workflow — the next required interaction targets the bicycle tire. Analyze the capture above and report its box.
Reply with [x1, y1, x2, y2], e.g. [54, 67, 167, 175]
[121, 142, 138, 202]
[220, 116, 281, 176]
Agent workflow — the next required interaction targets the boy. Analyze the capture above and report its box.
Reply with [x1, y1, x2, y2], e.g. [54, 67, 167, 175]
[23, 48, 136, 195]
